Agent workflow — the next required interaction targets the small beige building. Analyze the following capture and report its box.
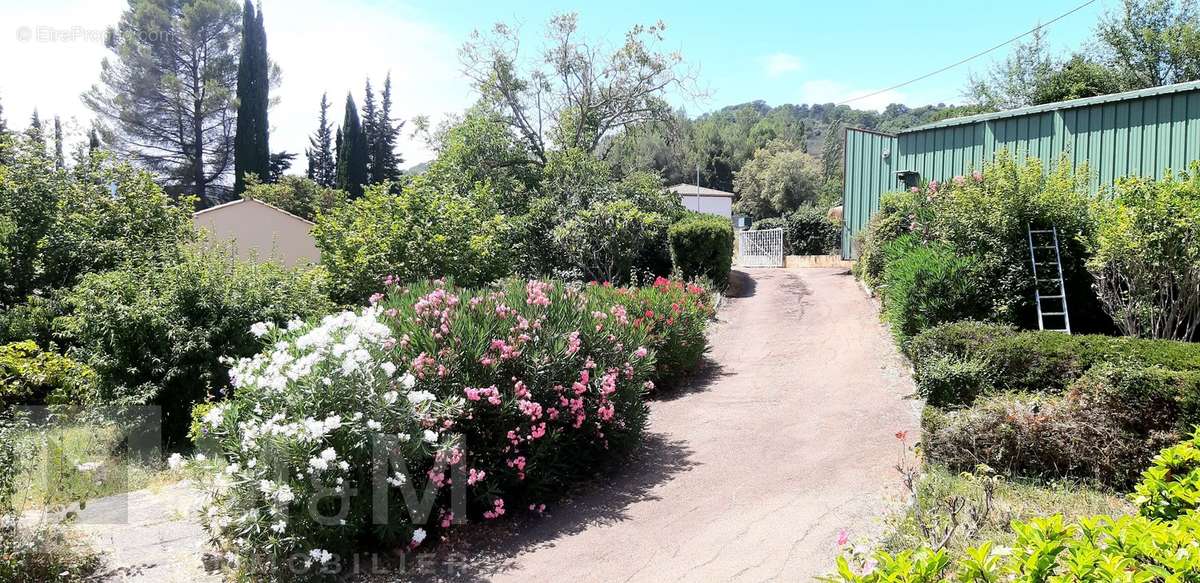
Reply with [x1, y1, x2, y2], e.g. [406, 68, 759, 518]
[667, 184, 734, 219]
[192, 198, 320, 266]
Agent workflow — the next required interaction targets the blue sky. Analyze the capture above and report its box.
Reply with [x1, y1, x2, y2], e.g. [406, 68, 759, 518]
[1, 0, 1111, 164]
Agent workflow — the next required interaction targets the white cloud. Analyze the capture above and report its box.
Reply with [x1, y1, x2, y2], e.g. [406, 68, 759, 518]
[0, 0, 469, 174]
[797, 79, 908, 111]
[761, 52, 804, 78]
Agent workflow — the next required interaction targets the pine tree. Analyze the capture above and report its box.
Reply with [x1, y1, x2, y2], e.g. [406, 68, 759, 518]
[335, 94, 368, 197]
[361, 78, 377, 181]
[370, 73, 404, 183]
[88, 128, 101, 153]
[233, 0, 271, 194]
[304, 92, 336, 186]
[28, 110, 46, 155]
[53, 116, 64, 169]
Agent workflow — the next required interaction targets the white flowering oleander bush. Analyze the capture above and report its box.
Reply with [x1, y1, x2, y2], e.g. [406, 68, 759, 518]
[201, 278, 660, 579]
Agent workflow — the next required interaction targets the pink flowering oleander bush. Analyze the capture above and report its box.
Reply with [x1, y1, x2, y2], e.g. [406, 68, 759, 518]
[200, 278, 658, 579]
[587, 276, 714, 387]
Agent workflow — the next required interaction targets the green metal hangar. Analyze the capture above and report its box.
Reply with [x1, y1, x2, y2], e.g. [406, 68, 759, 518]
[840, 80, 1200, 259]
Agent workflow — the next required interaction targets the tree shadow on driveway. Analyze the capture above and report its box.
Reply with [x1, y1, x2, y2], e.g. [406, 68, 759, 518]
[724, 269, 756, 298]
[403, 433, 696, 582]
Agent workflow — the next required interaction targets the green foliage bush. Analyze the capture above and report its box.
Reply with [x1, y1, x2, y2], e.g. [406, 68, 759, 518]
[752, 206, 840, 255]
[57, 247, 332, 445]
[553, 200, 671, 284]
[314, 181, 513, 304]
[924, 363, 1200, 487]
[1133, 428, 1200, 521]
[202, 278, 665, 577]
[1089, 166, 1200, 340]
[879, 236, 987, 348]
[0, 341, 95, 409]
[909, 321, 1200, 406]
[668, 212, 733, 289]
[853, 153, 1106, 334]
[0, 136, 194, 308]
[243, 175, 348, 222]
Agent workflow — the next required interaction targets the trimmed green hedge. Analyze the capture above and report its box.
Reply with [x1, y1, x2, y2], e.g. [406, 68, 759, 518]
[669, 212, 733, 289]
[909, 321, 1200, 406]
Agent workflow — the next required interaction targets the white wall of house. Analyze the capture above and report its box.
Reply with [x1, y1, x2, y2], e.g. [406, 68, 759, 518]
[680, 194, 733, 218]
[192, 198, 319, 267]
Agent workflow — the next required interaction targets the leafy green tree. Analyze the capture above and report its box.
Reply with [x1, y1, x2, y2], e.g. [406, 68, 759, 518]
[553, 200, 670, 284]
[84, 0, 242, 203]
[52, 117, 64, 170]
[233, 0, 272, 194]
[305, 92, 336, 187]
[335, 94, 369, 197]
[1033, 55, 1124, 104]
[966, 28, 1055, 110]
[461, 13, 694, 162]
[421, 108, 538, 213]
[1095, 0, 1200, 88]
[732, 141, 823, 218]
[243, 175, 346, 221]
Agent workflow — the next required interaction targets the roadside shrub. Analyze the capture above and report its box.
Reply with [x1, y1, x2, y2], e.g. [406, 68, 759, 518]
[314, 182, 513, 304]
[827, 514, 1200, 582]
[587, 277, 713, 385]
[909, 322, 1200, 405]
[0, 341, 95, 409]
[553, 200, 672, 284]
[1132, 427, 1200, 521]
[202, 278, 658, 578]
[0, 521, 102, 583]
[57, 247, 332, 445]
[669, 212, 733, 289]
[1089, 166, 1200, 340]
[852, 154, 1103, 332]
[749, 217, 786, 232]
[782, 205, 840, 255]
[879, 237, 987, 349]
[923, 364, 1199, 487]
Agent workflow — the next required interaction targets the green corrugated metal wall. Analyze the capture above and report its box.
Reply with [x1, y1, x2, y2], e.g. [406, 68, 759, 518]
[842, 83, 1200, 259]
[842, 128, 896, 258]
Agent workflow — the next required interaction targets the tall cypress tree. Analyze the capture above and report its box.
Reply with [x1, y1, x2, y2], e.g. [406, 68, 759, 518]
[53, 116, 64, 169]
[335, 94, 368, 197]
[233, 0, 270, 194]
[370, 73, 403, 183]
[28, 110, 46, 155]
[361, 78, 377, 181]
[305, 92, 336, 187]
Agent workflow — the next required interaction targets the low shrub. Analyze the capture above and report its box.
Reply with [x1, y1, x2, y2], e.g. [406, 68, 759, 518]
[668, 212, 733, 290]
[314, 182, 513, 304]
[782, 205, 840, 255]
[827, 430, 1200, 581]
[0, 341, 95, 409]
[852, 191, 920, 288]
[0, 521, 103, 583]
[57, 246, 332, 445]
[878, 237, 987, 349]
[749, 217, 787, 232]
[587, 277, 713, 385]
[202, 278, 664, 578]
[923, 364, 1200, 487]
[553, 200, 672, 284]
[243, 175, 348, 222]
[909, 322, 1200, 406]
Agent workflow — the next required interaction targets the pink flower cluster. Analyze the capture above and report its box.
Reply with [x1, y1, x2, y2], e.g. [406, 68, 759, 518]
[464, 385, 501, 405]
[483, 498, 506, 520]
[525, 280, 553, 306]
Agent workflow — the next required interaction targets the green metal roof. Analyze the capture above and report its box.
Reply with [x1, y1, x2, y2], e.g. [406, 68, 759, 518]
[904, 80, 1200, 133]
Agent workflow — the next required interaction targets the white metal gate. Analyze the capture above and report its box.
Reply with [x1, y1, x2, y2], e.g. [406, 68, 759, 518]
[738, 228, 784, 267]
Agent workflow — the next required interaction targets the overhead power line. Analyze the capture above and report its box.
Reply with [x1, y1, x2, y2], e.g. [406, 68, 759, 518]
[837, 0, 1101, 106]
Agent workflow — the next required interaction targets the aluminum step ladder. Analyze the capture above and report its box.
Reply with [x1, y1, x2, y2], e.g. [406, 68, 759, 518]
[1027, 225, 1071, 334]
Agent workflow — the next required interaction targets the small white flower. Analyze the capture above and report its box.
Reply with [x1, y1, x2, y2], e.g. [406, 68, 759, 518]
[383, 391, 399, 405]
[194, 453, 207, 462]
[366, 420, 382, 431]
[399, 373, 416, 389]
[408, 390, 436, 404]
[380, 362, 397, 377]
[286, 318, 305, 331]
[270, 520, 286, 533]
[422, 429, 438, 444]
[337, 461, 349, 471]
[411, 528, 427, 545]
[320, 447, 337, 462]
[275, 485, 294, 504]
[167, 453, 186, 470]
[249, 321, 274, 338]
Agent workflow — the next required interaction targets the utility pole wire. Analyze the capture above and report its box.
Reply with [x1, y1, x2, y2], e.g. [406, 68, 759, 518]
[837, 0, 1100, 106]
